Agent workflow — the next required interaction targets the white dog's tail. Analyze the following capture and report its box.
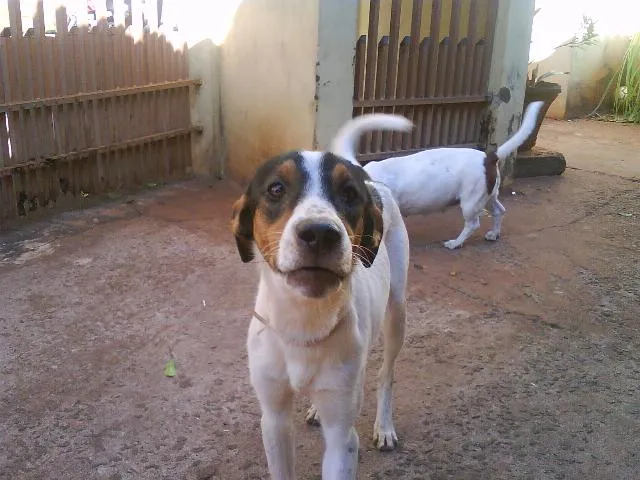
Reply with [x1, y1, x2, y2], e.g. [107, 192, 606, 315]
[330, 114, 414, 165]
[495, 101, 544, 160]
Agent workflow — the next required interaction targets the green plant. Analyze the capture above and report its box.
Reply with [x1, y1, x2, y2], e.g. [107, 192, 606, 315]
[613, 33, 640, 123]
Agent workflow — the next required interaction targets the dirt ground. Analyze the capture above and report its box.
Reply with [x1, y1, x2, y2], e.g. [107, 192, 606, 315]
[1, 119, 639, 480]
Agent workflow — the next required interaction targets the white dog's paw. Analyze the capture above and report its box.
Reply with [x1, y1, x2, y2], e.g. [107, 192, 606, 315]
[484, 231, 500, 241]
[443, 239, 463, 250]
[305, 405, 321, 426]
[373, 423, 398, 451]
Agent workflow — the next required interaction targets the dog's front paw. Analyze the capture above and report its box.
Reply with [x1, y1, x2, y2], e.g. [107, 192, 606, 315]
[305, 405, 321, 426]
[443, 239, 462, 250]
[373, 424, 398, 451]
[484, 231, 500, 241]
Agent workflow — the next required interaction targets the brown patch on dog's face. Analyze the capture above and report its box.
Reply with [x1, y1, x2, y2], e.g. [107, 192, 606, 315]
[484, 151, 499, 195]
[321, 154, 383, 268]
[231, 152, 307, 265]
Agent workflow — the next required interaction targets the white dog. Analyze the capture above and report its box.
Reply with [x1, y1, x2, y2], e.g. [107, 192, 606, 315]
[331, 101, 544, 249]
[232, 142, 410, 476]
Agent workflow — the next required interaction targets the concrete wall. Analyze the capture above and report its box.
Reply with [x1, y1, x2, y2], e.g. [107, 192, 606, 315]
[185, 0, 534, 184]
[567, 36, 630, 117]
[220, 0, 320, 183]
[528, 0, 639, 120]
[529, 46, 571, 119]
[529, 36, 630, 119]
[188, 41, 224, 178]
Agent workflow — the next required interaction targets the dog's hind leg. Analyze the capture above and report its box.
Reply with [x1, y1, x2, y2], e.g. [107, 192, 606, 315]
[373, 294, 405, 450]
[484, 196, 506, 241]
[374, 219, 408, 451]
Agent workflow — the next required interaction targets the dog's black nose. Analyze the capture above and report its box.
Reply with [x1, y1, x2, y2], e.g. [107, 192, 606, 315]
[296, 222, 341, 252]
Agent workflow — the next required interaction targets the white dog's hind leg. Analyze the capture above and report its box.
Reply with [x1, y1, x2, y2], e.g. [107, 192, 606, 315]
[374, 297, 405, 450]
[374, 220, 408, 451]
[484, 196, 506, 241]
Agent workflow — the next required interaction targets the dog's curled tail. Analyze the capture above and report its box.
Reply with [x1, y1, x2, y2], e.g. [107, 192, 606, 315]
[330, 114, 414, 165]
[495, 101, 544, 161]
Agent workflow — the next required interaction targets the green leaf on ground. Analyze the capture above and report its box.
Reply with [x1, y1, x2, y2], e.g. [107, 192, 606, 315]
[164, 359, 176, 377]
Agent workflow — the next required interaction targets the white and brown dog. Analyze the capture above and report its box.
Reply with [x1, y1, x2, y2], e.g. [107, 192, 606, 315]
[331, 101, 545, 249]
[232, 146, 410, 478]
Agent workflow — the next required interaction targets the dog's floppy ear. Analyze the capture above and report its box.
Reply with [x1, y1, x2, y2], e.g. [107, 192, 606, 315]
[231, 194, 255, 263]
[360, 186, 384, 268]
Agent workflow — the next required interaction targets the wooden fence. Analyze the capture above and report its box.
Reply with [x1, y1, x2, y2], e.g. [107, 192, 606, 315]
[0, 0, 200, 226]
[354, 0, 498, 161]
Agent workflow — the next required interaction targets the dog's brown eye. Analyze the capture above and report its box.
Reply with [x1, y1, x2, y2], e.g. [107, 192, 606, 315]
[341, 184, 360, 205]
[267, 181, 285, 200]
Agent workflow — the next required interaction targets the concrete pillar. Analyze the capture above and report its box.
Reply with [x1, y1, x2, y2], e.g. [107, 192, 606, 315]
[218, 0, 359, 183]
[484, 0, 535, 183]
[314, 0, 359, 150]
[188, 42, 224, 179]
[179, 0, 233, 180]
[220, 0, 320, 183]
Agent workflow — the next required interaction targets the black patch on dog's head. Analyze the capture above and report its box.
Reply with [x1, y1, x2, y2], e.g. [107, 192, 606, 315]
[231, 151, 308, 263]
[368, 184, 384, 212]
[319, 153, 383, 268]
[320, 153, 373, 231]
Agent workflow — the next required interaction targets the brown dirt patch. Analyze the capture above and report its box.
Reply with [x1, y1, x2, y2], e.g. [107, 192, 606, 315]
[1, 135, 639, 479]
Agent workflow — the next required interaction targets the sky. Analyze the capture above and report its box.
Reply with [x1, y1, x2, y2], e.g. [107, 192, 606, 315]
[530, 0, 640, 63]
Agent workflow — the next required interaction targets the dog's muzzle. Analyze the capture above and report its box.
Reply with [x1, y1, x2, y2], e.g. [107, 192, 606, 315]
[284, 221, 346, 298]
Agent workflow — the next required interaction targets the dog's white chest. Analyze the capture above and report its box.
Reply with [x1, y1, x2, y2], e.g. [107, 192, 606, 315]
[285, 355, 317, 391]
[283, 339, 364, 393]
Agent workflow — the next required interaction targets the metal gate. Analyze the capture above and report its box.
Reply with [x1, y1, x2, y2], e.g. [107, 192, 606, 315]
[353, 0, 498, 162]
[0, 0, 200, 225]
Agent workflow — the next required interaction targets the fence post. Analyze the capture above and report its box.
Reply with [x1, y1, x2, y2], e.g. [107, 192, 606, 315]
[483, 0, 535, 184]
[314, 0, 359, 151]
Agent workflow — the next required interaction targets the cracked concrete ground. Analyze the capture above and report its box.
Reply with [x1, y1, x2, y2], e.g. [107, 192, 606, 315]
[0, 119, 639, 479]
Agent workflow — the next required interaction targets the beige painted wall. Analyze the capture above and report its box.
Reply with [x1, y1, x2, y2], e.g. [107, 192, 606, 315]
[567, 36, 629, 116]
[530, 46, 572, 119]
[531, 36, 630, 119]
[221, 0, 320, 183]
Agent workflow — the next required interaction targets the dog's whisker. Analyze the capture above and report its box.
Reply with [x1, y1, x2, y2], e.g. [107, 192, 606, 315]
[354, 244, 376, 258]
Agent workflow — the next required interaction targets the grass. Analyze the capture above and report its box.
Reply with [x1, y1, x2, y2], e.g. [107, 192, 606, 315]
[614, 33, 640, 123]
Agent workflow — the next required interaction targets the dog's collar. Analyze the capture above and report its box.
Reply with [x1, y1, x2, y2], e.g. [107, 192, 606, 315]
[253, 311, 343, 347]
